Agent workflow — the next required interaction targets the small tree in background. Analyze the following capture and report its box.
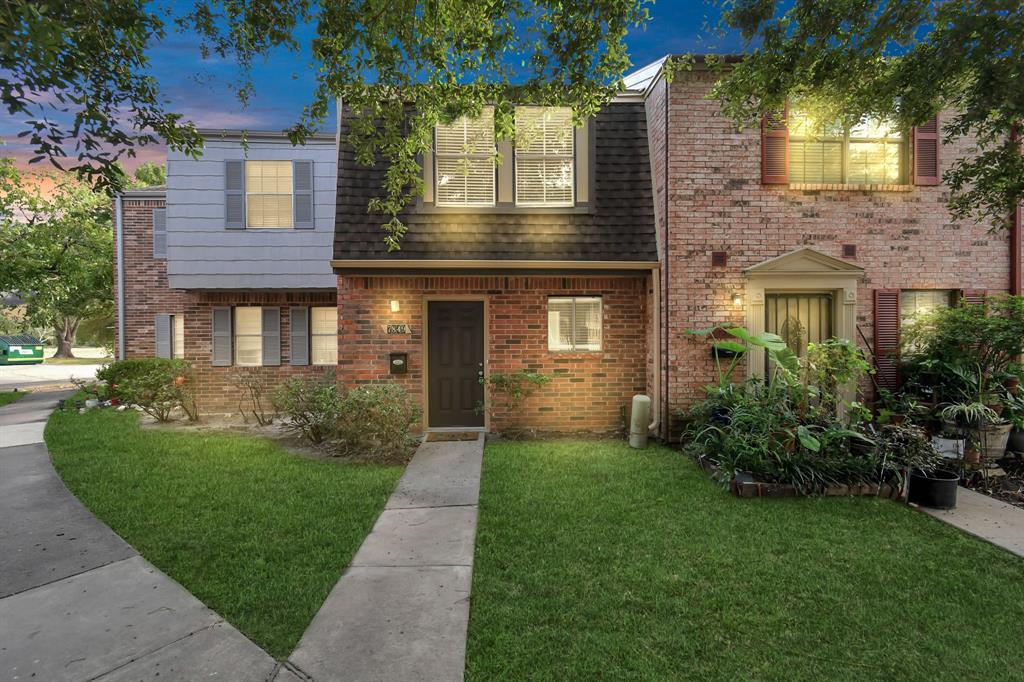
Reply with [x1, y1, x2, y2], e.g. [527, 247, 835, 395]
[0, 158, 113, 357]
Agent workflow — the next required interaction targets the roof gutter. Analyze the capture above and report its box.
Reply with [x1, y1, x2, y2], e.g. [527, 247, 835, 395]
[330, 259, 660, 270]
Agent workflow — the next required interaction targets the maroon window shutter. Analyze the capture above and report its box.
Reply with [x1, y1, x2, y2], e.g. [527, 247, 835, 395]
[874, 289, 901, 390]
[761, 105, 789, 184]
[959, 289, 988, 307]
[912, 115, 940, 185]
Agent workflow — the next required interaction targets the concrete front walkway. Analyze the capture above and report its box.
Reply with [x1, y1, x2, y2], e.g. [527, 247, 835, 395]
[0, 390, 278, 681]
[282, 435, 485, 682]
[923, 486, 1024, 558]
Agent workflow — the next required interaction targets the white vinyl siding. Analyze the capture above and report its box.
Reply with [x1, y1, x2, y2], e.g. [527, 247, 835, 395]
[789, 110, 905, 185]
[515, 107, 574, 207]
[435, 108, 496, 207]
[246, 161, 293, 228]
[173, 315, 184, 359]
[310, 306, 337, 365]
[234, 307, 263, 366]
[547, 297, 601, 351]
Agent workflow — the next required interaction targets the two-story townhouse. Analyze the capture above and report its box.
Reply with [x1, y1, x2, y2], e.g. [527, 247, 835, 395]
[114, 130, 340, 412]
[629, 56, 1023, 439]
[332, 98, 660, 433]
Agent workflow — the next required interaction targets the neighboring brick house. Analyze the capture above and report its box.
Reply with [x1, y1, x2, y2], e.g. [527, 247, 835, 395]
[116, 58, 1022, 436]
[115, 130, 340, 412]
[628, 57, 1023, 439]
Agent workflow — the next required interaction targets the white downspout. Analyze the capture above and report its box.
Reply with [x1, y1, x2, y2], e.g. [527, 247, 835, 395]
[648, 265, 661, 435]
[115, 195, 125, 360]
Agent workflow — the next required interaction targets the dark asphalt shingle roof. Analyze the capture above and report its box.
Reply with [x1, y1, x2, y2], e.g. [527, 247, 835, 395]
[334, 102, 658, 263]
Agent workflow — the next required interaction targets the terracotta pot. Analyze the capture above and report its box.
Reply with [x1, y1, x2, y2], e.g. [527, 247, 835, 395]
[976, 422, 1013, 461]
[1003, 376, 1020, 391]
[964, 444, 981, 464]
[889, 413, 907, 426]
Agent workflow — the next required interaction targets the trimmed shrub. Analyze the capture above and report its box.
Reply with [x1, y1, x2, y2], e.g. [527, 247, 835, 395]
[273, 373, 344, 444]
[98, 358, 197, 422]
[334, 384, 421, 462]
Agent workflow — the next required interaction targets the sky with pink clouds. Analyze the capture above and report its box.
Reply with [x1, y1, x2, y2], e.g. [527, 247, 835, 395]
[2, 2, 742, 174]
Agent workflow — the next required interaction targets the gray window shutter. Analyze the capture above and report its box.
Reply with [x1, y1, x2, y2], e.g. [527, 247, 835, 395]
[225, 160, 245, 229]
[155, 314, 172, 358]
[289, 306, 309, 366]
[262, 307, 281, 366]
[293, 160, 314, 229]
[212, 307, 233, 366]
[152, 208, 167, 258]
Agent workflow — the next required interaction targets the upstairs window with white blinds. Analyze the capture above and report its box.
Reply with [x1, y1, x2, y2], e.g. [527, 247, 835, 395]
[434, 108, 496, 207]
[515, 107, 574, 207]
[548, 297, 601, 351]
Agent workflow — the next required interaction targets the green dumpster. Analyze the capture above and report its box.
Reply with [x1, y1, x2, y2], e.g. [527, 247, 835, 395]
[0, 335, 45, 365]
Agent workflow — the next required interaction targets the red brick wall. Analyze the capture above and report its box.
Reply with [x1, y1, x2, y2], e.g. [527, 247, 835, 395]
[117, 198, 336, 414]
[338, 275, 650, 433]
[117, 197, 190, 358]
[659, 70, 1014, 436]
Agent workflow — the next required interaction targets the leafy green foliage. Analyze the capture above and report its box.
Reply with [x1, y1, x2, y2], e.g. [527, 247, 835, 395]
[0, 159, 114, 357]
[333, 383, 421, 462]
[129, 162, 166, 187]
[709, 0, 1024, 231]
[273, 373, 345, 444]
[3, 0, 649, 245]
[683, 329, 934, 493]
[481, 370, 552, 433]
[97, 358, 197, 422]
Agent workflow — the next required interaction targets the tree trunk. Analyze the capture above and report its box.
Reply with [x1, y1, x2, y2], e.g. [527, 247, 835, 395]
[52, 317, 81, 359]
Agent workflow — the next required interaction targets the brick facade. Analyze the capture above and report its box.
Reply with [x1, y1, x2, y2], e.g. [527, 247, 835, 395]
[653, 69, 1018, 437]
[337, 275, 650, 433]
[117, 196, 336, 414]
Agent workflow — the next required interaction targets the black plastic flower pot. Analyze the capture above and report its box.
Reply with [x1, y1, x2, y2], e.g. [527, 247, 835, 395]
[908, 469, 959, 510]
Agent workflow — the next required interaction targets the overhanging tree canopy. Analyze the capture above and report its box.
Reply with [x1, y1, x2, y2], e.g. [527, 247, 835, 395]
[2, 0, 650, 249]
[707, 0, 1024, 232]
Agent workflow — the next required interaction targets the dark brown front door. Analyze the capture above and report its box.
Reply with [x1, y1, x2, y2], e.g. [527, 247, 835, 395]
[428, 301, 485, 427]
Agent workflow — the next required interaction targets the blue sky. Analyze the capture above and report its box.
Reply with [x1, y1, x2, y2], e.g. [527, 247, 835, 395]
[4, 1, 743, 171]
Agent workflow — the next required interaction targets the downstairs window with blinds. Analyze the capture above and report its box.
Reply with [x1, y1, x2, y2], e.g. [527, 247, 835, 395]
[547, 297, 601, 351]
[515, 107, 574, 207]
[311, 307, 337, 365]
[434, 107, 496, 207]
[234, 307, 263, 366]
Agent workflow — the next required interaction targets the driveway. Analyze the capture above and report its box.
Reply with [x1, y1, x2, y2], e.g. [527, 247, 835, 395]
[0, 363, 103, 390]
[0, 390, 278, 681]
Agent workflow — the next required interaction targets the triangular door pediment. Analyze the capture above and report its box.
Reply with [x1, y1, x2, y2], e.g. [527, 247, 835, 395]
[743, 247, 864, 275]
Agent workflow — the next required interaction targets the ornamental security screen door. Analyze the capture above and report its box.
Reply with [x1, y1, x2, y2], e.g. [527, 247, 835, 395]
[764, 292, 834, 376]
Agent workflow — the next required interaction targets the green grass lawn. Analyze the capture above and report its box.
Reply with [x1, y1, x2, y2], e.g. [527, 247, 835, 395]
[0, 390, 25, 407]
[43, 356, 110, 365]
[466, 441, 1024, 681]
[46, 408, 403, 658]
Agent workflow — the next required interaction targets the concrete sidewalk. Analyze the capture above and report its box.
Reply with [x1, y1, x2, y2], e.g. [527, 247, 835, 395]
[283, 436, 485, 682]
[0, 390, 278, 681]
[923, 486, 1024, 558]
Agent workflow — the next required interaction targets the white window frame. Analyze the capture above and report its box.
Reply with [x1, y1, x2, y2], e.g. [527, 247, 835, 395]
[547, 296, 602, 352]
[246, 160, 294, 229]
[234, 306, 263, 367]
[514, 106, 576, 207]
[434, 108, 496, 207]
[310, 306, 337, 366]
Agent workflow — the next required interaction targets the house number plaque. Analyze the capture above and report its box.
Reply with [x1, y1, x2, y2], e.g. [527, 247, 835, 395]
[385, 323, 412, 335]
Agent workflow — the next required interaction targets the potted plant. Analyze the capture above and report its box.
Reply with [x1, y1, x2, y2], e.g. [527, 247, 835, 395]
[876, 423, 953, 507]
[876, 389, 922, 426]
[1000, 391, 1024, 453]
[940, 401, 1010, 463]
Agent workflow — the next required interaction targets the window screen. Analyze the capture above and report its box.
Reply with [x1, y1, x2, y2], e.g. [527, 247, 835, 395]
[246, 161, 293, 228]
[311, 306, 337, 365]
[515, 107, 574, 207]
[234, 307, 263, 366]
[548, 297, 601, 351]
[435, 108, 496, 207]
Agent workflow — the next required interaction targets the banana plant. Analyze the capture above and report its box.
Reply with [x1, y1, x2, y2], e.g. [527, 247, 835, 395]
[688, 326, 800, 386]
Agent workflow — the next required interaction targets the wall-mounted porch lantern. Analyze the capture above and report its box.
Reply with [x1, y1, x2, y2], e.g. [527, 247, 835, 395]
[390, 300, 401, 313]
